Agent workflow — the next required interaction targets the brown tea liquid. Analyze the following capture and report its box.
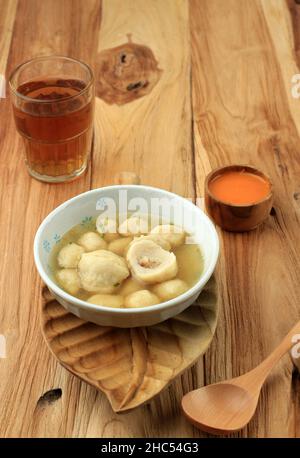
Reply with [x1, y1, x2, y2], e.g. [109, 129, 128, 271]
[13, 78, 94, 181]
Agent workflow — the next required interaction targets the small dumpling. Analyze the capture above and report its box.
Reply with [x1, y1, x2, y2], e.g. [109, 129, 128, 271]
[87, 294, 124, 308]
[78, 249, 129, 293]
[119, 277, 143, 296]
[152, 279, 189, 301]
[132, 234, 171, 251]
[78, 232, 107, 252]
[118, 216, 148, 236]
[96, 216, 119, 242]
[57, 243, 84, 268]
[124, 290, 160, 308]
[150, 224, 185, 248]
[108, 237, 133, 257]
[56, 269, 81, 295]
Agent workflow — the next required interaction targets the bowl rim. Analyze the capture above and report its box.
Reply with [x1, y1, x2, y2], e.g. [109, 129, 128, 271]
[205, 164, 273, 207]
[34, 184, 219, 315]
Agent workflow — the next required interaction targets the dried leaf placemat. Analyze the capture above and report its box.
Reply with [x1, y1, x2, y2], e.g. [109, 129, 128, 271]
[41, 276, 218, 412]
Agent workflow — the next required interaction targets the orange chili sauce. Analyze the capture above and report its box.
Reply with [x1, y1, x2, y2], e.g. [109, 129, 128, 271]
[209, 170, 270, 205]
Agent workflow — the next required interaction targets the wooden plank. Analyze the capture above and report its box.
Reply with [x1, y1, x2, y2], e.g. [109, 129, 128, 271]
[261, 0, 300, 137]
[190, 0, 300, 438]
[261, 0, 300, 438]
[0, 0, 18, 74]
[92, 0, 194, 196]
[87, 0, 202, 437]
[0, 0, 102, 437]
[287, 0, 300, 68]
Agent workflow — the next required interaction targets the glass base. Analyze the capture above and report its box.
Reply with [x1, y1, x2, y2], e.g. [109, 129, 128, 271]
[26, 162, 88, 183]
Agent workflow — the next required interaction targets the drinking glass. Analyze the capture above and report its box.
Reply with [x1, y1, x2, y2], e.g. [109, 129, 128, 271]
[9, 56, 95, 183]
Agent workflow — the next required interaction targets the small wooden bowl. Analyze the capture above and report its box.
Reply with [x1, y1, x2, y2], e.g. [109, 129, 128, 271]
[205, 165, 273, 232]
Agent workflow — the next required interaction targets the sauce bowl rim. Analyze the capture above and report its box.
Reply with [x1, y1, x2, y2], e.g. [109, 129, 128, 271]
[205, 164, 273, 208]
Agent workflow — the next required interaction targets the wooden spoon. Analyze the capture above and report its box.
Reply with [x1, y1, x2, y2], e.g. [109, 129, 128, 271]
[182, 321, 300, 435]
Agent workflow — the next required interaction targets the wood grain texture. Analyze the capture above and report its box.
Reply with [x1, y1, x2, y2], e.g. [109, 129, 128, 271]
[190, 0, 300, 438]
[0, 0, 17, 73]
[0, 0, 299, 438]
[261, 0, 300, 137]
[92, 0, 194, 196]
[41, 277, 217, 412]
[85, 0, 205, 437]
[0, 0, 102, 438]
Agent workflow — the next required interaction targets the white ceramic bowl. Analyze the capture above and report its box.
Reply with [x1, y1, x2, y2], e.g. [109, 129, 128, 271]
[34, 185, 219, 327]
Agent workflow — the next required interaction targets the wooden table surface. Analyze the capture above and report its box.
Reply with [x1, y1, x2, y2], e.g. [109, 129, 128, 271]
[0, 0, 299, 438]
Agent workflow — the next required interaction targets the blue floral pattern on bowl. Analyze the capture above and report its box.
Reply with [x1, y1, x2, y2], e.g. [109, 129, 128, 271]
[42, 240, 51, 253]
[42, 235, 61, 254]
[80, 216, 93, 226]
[53, 233, 61, 244]
[42, 217, 93, 256]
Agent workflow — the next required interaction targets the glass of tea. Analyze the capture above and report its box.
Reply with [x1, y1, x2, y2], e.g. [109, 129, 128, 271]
[9, 56, 94, 183]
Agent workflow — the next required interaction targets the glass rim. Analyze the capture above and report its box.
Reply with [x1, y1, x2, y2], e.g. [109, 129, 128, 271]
[8, 55, 94, 104]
